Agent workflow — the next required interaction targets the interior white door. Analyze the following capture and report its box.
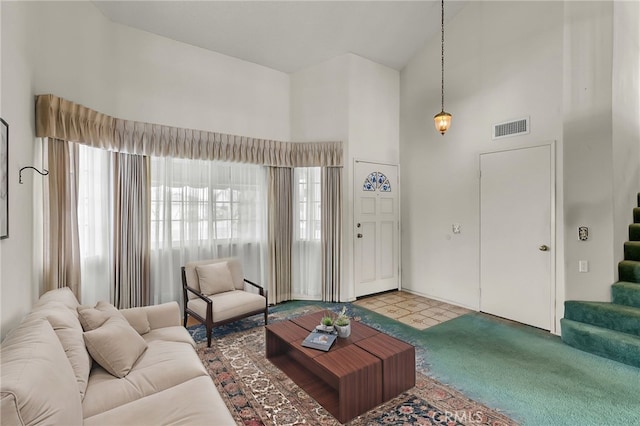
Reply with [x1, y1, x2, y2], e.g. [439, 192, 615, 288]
[354, 161, 399, 297]
[480, 145, 553, 330]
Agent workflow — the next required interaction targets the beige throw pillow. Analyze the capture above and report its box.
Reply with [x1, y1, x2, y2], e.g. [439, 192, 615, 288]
[77, 300, 125, 331]
[83, 317, 148, 378]
[196, 262, 235, 295]
[78, 301, 148, 378]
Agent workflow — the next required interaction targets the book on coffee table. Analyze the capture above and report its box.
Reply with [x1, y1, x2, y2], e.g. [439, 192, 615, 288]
[301, 331, 337, 352]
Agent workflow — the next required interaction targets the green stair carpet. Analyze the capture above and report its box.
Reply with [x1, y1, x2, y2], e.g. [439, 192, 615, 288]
[612, 281, 640, 308]
[561, 192, 640, 368]
[561, 318, 640, 368]
[564, 301, 640, 337]
[618, 260, 640, 282]
[629, 223, 640, 241]
[624, 241, 640, 261]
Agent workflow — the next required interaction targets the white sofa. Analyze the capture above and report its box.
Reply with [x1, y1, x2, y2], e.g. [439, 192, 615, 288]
[0, 287, 236, 426]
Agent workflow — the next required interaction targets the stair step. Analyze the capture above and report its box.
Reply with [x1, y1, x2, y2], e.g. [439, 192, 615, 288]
[629, 224, 640, 241]
[612, 281, 640, 308]
[564, 301, 640, 337]
[561, 318, 640, 368]
[624, 241, 640, 261]
[635, 208, 640, 224]
[618, 260, 640, 284]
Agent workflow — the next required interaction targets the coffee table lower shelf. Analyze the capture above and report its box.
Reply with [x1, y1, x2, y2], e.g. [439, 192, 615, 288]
[268, 353, 340, 416]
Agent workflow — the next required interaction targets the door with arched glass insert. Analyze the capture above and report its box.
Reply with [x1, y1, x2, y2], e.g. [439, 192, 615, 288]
[353, 161, 400, 297]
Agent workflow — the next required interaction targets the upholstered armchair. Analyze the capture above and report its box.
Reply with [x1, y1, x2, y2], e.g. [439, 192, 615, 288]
[181, 257, 268, 347]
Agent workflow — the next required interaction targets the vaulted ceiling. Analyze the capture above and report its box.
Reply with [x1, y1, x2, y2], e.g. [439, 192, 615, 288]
[93, 1, 466, 73]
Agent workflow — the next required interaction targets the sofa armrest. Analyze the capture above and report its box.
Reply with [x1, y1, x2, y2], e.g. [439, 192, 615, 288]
[120, 302, 181, 331]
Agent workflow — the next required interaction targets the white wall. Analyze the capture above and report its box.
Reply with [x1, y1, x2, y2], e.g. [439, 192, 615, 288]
[0, 1, 3, 326]
[400, 1, 564, 311]
[290, 55, 350, 143]
[612, 1, 640, 274]
[1, 1, 290, 339]
[347, 55, 400, 164]
[562, 1, 616, 302]
[291, 53, 400, 301]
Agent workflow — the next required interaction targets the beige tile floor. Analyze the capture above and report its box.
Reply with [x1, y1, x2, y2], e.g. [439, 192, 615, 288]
[187, 290, 471, 330]
[353, 290, 471, 330]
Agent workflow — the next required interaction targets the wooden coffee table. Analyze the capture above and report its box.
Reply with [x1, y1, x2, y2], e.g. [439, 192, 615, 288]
[265, 311, 415, 423]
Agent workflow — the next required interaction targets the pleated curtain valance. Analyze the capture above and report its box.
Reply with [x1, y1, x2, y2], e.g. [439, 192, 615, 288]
[35, 94, 343, 167]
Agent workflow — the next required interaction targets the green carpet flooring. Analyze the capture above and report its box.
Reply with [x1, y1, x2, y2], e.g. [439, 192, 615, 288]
[416, 312, 640, 425]
[282, 302, 640, 425]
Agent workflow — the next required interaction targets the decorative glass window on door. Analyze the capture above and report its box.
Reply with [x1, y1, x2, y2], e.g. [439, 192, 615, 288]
[363, 172, 391, 192]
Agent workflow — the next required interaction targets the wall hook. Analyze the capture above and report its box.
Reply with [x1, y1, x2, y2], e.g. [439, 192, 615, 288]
[19, 166, 49, 184]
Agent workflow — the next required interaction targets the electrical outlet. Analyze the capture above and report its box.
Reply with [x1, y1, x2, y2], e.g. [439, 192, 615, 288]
[578, 260, 589, 273]
[452, 224, 461, 234]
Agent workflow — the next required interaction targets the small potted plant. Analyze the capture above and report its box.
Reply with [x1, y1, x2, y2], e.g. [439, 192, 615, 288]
[335, 306, 351, 338]
[318, 312, 335, 332]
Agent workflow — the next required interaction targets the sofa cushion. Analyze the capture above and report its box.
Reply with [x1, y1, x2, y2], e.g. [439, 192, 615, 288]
[77, 301, 126, 331]
[33, 287, 80, 310]
[196, 261, 235, 295]
[0, 319, 83, 426]
[83, 376, 236, 426]
[83, 317, 148, 378]
[82, 340, 208, 418]
[142, 326, 196, 348]
[46, 308, 92, 399]
[119, 307, 151, 335]
[25, 300, 92, 400]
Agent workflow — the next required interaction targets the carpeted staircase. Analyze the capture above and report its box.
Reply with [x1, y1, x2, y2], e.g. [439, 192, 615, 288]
[561, 193, 640, 368]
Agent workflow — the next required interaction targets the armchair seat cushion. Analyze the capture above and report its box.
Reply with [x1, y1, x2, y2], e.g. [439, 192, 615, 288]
[187, 290, 266, 323]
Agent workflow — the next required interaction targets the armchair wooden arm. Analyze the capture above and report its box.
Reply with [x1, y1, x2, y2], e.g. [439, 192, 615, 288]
[243, 278, 267, 298]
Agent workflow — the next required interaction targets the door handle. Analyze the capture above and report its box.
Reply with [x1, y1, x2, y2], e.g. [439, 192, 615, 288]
[539, 245, 549, 251]
[357, 233, 363, 238]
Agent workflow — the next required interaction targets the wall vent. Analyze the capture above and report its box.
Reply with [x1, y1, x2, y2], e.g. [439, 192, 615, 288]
[492, 117, 529, 140]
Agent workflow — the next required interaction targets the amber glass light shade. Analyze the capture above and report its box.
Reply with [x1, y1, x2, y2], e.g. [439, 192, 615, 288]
[434, 111, 452, 135]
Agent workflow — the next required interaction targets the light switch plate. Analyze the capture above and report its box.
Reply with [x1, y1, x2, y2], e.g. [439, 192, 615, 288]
[578, 260, 589, 273]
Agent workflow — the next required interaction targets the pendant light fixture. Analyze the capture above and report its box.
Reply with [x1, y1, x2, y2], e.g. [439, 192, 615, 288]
[434, 0, 452, 135]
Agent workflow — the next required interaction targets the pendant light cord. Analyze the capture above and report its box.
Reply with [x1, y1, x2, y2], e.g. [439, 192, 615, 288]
[440, 0, 445, 112]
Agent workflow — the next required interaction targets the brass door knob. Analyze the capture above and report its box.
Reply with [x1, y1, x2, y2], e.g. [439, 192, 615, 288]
[539, 245, 549, 251]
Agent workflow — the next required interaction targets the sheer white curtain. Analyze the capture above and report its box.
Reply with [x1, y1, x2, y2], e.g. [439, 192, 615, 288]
[150, 157, 268, 307]
[292, 167, 322, 300]
[77, 145, 112, 305]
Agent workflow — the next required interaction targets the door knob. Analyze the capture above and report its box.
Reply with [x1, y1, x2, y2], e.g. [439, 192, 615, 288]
[357, 233, 363, 238]
[539, 245, 549, 251]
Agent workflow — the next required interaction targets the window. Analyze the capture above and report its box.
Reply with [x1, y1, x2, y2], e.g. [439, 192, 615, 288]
[77, 144, 112, 304]
[150, 158, 263, 248]
[295, 167, 321, 241]
[292, 167, 322, 299]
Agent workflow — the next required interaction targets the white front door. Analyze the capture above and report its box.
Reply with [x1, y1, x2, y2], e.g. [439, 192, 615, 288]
[480, 144, 554, 330]
[354, 161, 400, 297]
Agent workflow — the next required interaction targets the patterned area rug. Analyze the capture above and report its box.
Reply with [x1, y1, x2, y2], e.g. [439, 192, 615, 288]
[192, 304, 517, 426]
